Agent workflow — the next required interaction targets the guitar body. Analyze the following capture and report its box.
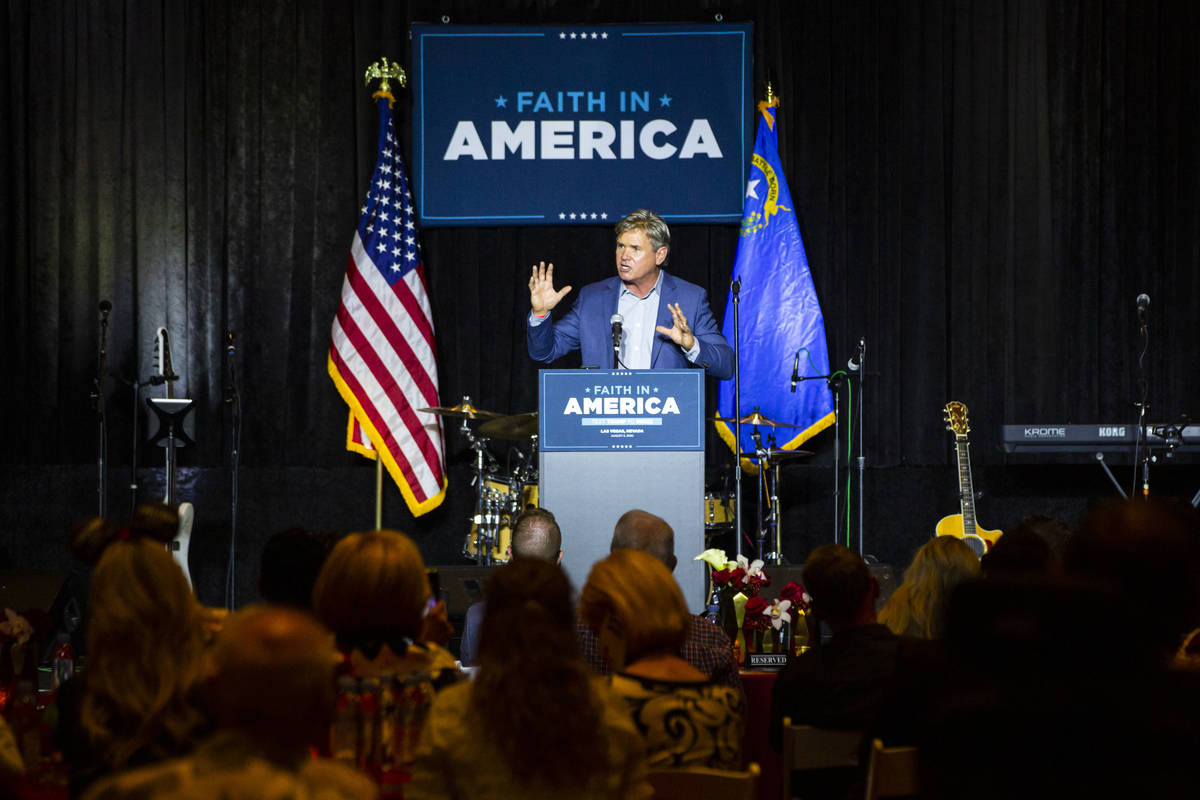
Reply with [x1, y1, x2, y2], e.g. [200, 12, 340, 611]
[153, 327, 195, 591]
[936, 401, 1001, 558]
[935, 513, 1002, 558]
[171, 501, 194, 590]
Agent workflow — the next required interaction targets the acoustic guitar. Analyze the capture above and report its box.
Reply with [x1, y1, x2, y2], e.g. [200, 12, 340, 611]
[934, 401, 1001, 557]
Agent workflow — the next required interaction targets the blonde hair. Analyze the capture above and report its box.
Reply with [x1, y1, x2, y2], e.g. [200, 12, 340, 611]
[81, 535, 209, 768]
[879, 536, 981, 639]
[312, 529, 430, 639]
[579, 548, 689, 664]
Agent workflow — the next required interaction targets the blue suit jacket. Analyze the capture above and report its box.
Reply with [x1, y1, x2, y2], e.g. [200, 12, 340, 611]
[527, 271, 734, 379]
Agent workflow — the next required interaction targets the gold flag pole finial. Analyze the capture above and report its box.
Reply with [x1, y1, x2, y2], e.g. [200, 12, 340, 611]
[758, 82, 781, 128]
[365, 57, 407, 106]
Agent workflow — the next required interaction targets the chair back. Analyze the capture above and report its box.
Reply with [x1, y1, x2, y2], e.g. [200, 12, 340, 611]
[647, 762, 761, 800]
[780, 719, 864, 798]
[864, 738, 919, 800]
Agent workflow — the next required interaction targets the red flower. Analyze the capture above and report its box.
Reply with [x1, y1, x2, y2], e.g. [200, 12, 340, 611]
[744, 595, 769, 616]
[780, 581, 807, 607]
[728, 568, 748, 589]
[711, 569, 733, 585]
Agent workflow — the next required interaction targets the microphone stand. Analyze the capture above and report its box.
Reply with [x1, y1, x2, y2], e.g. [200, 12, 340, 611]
[852, 338, 866, 554]
[1132, 302, 1151, 499]
[224, 333, 242, 609]
[93, 306, 111, 518]
[730, 279, 744, 559]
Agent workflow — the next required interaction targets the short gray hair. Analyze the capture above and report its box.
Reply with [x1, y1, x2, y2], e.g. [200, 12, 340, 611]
[615, 209, 670, 253]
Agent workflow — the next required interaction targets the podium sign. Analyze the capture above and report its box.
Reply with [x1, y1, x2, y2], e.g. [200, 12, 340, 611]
[539, 369, 706, 613]
[539, 369, 704, 451]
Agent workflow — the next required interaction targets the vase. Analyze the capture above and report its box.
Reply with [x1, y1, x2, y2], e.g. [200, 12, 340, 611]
[768, 623, 788, 655]
[744, 626, 761, 654]
[792, 610, 811, 656]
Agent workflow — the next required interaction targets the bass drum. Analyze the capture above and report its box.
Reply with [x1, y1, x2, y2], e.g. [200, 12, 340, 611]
[463, 478, 539, 563]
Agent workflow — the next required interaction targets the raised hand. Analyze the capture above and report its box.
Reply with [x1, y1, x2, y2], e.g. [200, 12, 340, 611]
[529, 261, 573, 317]
[655, 302, 696, 351]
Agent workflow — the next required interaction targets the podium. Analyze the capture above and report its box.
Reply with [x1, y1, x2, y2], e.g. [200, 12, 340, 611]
[538, 369, 706, 613]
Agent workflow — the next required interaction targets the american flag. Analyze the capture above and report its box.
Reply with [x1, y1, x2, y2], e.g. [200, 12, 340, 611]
[328, 95, 446, 515]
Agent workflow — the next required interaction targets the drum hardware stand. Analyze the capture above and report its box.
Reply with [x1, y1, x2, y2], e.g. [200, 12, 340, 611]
[462, 417, 498, 566]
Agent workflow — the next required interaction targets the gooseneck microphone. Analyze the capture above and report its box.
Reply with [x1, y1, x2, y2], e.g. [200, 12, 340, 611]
[610, 313, 623, 369]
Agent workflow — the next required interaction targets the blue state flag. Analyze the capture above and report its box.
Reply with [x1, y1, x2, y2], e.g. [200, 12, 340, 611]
[716, 101, 835, 462]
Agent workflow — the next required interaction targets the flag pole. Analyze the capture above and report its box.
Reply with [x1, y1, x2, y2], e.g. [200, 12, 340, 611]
[376, 458, 383, 530]
[364, 56, 407, 533]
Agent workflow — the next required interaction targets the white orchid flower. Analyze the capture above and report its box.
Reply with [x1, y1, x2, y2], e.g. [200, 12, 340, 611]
[764, 599, 792, 630]
[744, 557, 766, 579]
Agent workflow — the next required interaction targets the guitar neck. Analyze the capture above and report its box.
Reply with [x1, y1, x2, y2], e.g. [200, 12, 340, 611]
[955, 435, 976, 533]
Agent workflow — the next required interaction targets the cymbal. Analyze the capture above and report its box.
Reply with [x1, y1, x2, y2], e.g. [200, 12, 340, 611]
[739, 448, 814, 463]
[479, 412, 538, 439]
[419, 402, 502, 420]
[736, 410, 802, 428]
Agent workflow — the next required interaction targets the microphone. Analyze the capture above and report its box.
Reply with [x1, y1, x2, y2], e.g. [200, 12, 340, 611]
[790, 350, 800, 392]
[1136, 293, 1150, 316]
[610, 314, 623, 367]
[99, 300, 112, 322]
[848, 337, 865, 371]
[226, 331, 236, 356]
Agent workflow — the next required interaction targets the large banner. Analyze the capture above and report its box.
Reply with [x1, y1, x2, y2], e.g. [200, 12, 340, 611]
[411, 23, 753, 226]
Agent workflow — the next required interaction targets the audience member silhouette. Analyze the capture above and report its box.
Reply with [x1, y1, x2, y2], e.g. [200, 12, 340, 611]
[878, 535, 980, 639]
[459, 507, 562, 666]
[577, 509, 741, 689]
[257, 526, 335, 609]
[59, 503, 212, 796]
[407, 559, 651, 799]
[81, 605, 377, 800]
[580, 548, 744, 769]
[917, 499, 1200, 799]
[312, 529, 459, 687]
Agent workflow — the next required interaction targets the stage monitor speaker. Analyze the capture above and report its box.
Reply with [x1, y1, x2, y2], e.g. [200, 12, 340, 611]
[429, 565, 498, 619]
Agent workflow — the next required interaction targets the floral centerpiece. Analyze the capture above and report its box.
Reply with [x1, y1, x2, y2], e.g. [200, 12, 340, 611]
[694, 550, 812, 658]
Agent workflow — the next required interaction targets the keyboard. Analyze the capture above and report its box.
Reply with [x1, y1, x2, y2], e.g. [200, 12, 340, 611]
[1001, 423, 1200, 453]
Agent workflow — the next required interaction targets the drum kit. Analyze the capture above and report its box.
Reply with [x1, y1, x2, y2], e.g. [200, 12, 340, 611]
[420, 398, 540, 566]
[424, 398, 812, 566]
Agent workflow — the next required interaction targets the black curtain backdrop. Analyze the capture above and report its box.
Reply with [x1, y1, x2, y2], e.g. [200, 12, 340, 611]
[4, 1, 1198, 608]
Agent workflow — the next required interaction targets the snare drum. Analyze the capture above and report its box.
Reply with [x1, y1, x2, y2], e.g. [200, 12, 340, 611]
[704, 492, 735, 530]
[463, 479, 540, 562]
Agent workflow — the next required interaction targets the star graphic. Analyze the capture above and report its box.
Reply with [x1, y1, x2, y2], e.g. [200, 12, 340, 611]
[658, 94, 672, 107]
[559, 32, 566, 39]
[569, 212, 577, 220]
[559, 212, 566, 219]
[494, 95, 508, 108]
[569, 32, 577, 39]
[745, 179, 761, 200]
[601, 32, 608, 39]
[590, 213, 598, 220]
[600, 212, 608, 219]
[590, 32, 598, 39]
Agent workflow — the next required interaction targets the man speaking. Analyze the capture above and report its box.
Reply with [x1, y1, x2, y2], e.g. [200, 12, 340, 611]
[527, 209, 734, 379]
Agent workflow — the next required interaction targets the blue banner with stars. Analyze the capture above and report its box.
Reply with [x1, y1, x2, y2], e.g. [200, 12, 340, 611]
[411, 23, 753, 226]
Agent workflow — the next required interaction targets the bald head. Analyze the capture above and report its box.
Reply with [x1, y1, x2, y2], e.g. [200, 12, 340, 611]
[611, 510, 677, 571]
[510, 508, 562, 562]
[208, 605, 338, 742]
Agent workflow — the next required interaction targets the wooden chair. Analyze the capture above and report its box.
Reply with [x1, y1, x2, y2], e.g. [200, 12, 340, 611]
[646, 762, 761, 800]
[779, 718, 864, 799]
[864, 738, 920, 800]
